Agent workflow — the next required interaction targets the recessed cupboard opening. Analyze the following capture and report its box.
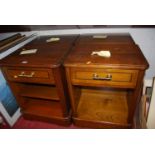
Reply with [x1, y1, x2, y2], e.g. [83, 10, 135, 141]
[19, 83, 59, 101]
[13, 82, 64, 119]
[72, 86, 133, 127]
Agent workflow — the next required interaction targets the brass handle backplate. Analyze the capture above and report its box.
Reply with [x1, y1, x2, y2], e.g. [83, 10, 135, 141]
[14, 71, 35, 78]
[92, 73, 112, 81]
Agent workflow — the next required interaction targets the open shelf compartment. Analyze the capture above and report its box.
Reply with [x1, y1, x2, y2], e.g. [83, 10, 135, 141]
[20, 84, 59, 101]
[74, 87, 129, 126]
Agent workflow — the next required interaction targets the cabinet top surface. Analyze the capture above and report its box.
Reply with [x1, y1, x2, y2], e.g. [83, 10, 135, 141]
[0, 35, 78, 68]
[64, 43, 149, 70]
[76, 33, 135, 45]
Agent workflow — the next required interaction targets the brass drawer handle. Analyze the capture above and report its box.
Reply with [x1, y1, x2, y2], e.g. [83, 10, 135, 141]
[18, 71, 35, 78]
[92, 73, 112, 81]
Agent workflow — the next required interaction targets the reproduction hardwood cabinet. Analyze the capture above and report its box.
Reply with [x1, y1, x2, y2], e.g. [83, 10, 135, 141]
[0, 35, 77, 125]
[64, 34, 149, 128]
[0, 33, 149, 128]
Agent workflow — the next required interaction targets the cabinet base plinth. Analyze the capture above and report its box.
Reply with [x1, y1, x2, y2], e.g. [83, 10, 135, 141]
[73, 117, 132, 129]
[22, 111, 71, 126]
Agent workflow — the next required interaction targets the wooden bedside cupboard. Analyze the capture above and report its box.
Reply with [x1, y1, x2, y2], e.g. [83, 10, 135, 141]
[0, 35, 78, 126]
[64, 35, 149, 128]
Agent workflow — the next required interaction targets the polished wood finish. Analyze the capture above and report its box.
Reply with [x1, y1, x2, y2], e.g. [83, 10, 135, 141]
[0, 35, 77, 125]
[20, 85, 59, 101]
[22, 98, 63, 117]
[64, 44, 148, 70]
[70, 68, 138, 88]
[4, 67, 55, 84]
[76, 88, 128, 127]
[0, 35, 78, 68]
[64, 34, 149, 128]
[0, 33, 149, 128]
[76, 33, 135, 45]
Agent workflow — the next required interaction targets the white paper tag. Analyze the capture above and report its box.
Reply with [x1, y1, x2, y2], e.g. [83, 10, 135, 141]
[46, 37, 60, 42]
[91, 50, 111, 58]
[93, 35, 107, 39]
[20, 49, 37, 55]
[21, 60, 28, 64]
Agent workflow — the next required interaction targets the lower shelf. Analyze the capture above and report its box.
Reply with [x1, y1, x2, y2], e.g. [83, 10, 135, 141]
[75, 88, 129, 128]
[22, 98, 63, 118]
[21, 98, 71, 125]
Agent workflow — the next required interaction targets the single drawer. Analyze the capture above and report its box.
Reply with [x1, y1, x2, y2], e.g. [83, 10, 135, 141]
[5, 68, 55, 84]
[70, 68, 138, 88]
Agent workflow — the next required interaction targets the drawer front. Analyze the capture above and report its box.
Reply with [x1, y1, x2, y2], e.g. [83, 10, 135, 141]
[70, 68, 138, 88]
[5, 68, 55, 84]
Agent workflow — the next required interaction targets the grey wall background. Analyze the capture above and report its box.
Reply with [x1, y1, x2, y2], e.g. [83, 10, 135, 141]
[0, 28, 155, 79]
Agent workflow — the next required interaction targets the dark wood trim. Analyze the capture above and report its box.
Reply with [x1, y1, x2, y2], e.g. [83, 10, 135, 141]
[0, 34, 26, 53]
